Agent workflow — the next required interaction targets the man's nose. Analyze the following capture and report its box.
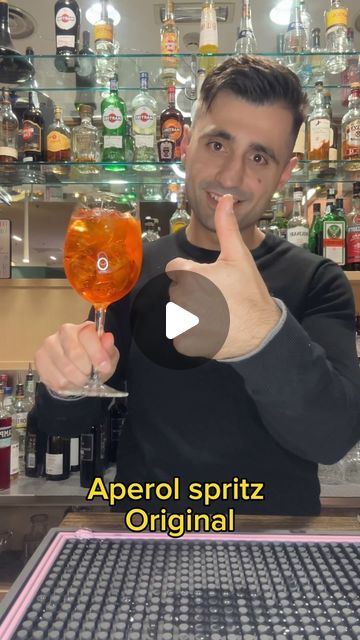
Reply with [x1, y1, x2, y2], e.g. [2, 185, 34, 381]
[215, 154, 246, 189]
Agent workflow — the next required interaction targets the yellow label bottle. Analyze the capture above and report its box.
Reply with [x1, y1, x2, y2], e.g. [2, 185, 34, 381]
[199, 0, 218, 74]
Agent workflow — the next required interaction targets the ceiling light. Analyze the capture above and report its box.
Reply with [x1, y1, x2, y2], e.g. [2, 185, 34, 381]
[22, 258, 30, 264]
[49, 256, 57, 261]
[85, 3, 121, 26]
[270, 0, 292, 26]
[12, 234, 23, 242]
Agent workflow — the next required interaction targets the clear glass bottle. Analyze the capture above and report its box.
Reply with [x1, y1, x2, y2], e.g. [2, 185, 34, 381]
[75, 30, 97, 111]
[71, 104, 100, 173]
[24, 362, 35, 410]
[124, 121, 135, 162]
[131, 72, 157, 166]
[284, 0, 307, 78]
[321, 90, 338, 177]
[341, 27, 358, 108]
[234, 0, 257, 56]
[341, 82, 360, 173]
[13, 381, 28, 472]
[160, 0, 180, 87]
[0, 87, 18, 162]
[199, 0, 218, 74]
[286, 185, 309, 249]
[310, 28, 325, 84]
[345, 182, 360, 271]
[324, 0, 348, 74]
[94, 0, 115, 85]
[322, 197, 346, 266]
[142, 217, 160, 242]
[299, 0, 311, 48]
[169, 191, 191, 233]
[270, 200, 288, 239]
[306, 81, 331, 171]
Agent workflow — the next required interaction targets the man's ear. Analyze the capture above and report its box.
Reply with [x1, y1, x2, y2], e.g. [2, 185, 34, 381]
[180, 124, 191, 164]
[277, 156, 298, 192]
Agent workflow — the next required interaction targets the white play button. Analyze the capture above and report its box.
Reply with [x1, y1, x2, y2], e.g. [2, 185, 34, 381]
[166, 301, 199, 340]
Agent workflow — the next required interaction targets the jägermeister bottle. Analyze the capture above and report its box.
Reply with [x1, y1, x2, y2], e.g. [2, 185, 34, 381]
[322, 197, 346, 266]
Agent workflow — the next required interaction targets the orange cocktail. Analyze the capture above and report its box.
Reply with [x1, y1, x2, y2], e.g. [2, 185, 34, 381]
[64, 207, 142, 309]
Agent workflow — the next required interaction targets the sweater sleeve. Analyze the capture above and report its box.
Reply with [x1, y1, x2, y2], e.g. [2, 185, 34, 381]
[228, 261, 360, 464]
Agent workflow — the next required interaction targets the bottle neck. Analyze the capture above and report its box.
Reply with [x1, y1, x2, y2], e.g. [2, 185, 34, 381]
[240, 0, 253, 31]
[289, 1, 303, 27]
[312, 30, 320, 49]
[100, 0, 108, 21]
[292, 194, 303, 217]
[140, 76, 148, 92]
[80, 113, 92, 123]
[164, 0, 174, 22]
[0, 0, 12, 48]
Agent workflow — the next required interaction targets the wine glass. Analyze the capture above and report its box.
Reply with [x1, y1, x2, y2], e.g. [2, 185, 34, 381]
[60, 191, 143, 397]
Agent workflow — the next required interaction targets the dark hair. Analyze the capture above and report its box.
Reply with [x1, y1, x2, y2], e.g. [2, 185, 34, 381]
[200, 55, 308, 142]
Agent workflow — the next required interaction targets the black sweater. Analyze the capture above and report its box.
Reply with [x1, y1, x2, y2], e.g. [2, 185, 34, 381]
[37, 229, 360, 515]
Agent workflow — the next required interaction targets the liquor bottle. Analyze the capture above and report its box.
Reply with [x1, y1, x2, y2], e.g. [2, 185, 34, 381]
[0, 0, 34, 84]
[324, 0, 348, 74]
[3, 386, 13, 413]
[234, 0, 257, 55]
[199, 0, 218, 74]
[170, 191, 191, 233]
[310, 28, 325, 84]
[283, 0, 307, 78]
[160, 86, 184, 161]
[101, 74, 127, 170]
[124, 121, 135, 162]
[157, 130, 175, 163]
[322, 197, 346, 266]
[191, 68, 206, 122]
[345, 182, 360, 271]
[286, 185, 309, 249]
[71, 104, 100, 172]
[24, 363, 35, 407]
[292, 122, 305, 167]
[45, 435, 70, 481]
[46, 106, 71, 163]
[10, 418, 19, 479]
[54, 0, 81, 72]
[22, 92, 45, 162]
[308, 202, 323, 255]
[94, 0, 115, 85]
[0, 384, 11, 491]
[341, 82, 360, 174]
[160, 0, 180, 87]
[341, 28, 358, 108]
[141, 217, 161, 242]
[107, 398, 127, 463]
[323, 91, 338, 177]
[80, 423, 106, 488]
[131, 72, 157, 165]
[306, 81, 330, 169]
[13, 382, 28, 470]
[270, 200, 288, 239]
[70, 437, 80, 472]
[25, 407, 47, 478]
[0, 87, 18, 162]
[299, 0, 312, 48]
[75, 30, 97, 111]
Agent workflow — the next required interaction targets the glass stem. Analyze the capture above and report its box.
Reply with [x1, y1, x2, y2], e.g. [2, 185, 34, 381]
[90, 306, 107, 386]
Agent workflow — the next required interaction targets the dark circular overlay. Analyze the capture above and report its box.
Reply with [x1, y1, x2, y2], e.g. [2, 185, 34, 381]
[130, 270, 230, 370]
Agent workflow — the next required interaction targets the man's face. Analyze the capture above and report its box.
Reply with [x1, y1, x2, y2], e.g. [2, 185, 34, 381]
[182, 90, 296, 235]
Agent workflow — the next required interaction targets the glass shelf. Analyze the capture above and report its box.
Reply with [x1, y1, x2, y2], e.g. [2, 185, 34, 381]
[0, 161, 358, 188]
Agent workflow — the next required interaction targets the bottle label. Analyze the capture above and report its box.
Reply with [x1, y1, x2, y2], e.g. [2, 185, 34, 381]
[56, 35, 75, 48]
[326, 7, 348, 30]
[46, 452, 63, 475]
[238, 29, 254, 39]
[199, 7, 218, 48]
[0, 146, 18, 160]
[346, 222, 360, 264]
[323, 221, 346, 264]
[293, 122, 305, 155]
[133, 107, 156, 131]
[344, 119, 360, 158]
[14, 412, 27, 431]
[81, 433, 94, 461]
[0, 424, 11, 448]
[135, 134, 154, 148]
[161, 32, 179, 55]
[102, 107, 123, 130]
[286, 227, 309, 248]
[104, 135, 123, 149]
[310, 118, 330, 152]
[158, 139, 174, 161]
[287, 21, 305, 32]
[70, 438, 79, 467]
[162, 118, 183, 142]
[11, 442, 19, 474]
[47, 131, 71, 152]
[94, 23, 114, 42]
[56, 7, 76, 30]
[22, 121, 42, 152]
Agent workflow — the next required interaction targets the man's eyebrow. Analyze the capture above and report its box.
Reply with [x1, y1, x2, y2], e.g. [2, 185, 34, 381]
[249, 143, 279, 165]
[199, 130, 280, 165]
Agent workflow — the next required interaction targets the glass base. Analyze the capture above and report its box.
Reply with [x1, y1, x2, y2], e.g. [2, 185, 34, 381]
[57, 383, 128, 398]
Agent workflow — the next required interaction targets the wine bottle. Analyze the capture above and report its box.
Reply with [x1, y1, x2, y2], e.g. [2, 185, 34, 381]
[0, 0, 34, 84]
[54, 0, 81, 73]
[25, 407, 47, 478]
[45, 435, 70, 481]
[107, 398, 127, 464]
[75, 30, 97, 111]
[80, 423, 106, 488]
[70, 437, 80, 472]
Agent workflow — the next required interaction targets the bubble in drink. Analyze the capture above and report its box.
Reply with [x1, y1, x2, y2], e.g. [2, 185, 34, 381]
[64, 208, 142, 307]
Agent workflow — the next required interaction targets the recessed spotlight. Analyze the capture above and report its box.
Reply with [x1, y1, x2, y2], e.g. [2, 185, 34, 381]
[85, 2, 121, 27]
[49, 256, 57, 261]
[12, 235, 23, 242]
[270, 0, 292, 26]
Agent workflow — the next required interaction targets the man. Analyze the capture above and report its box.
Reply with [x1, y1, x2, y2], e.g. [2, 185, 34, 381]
[35, 56, 360, 516]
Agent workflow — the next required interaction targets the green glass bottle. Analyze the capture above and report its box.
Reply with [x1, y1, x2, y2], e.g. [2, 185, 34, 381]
[308, 202, 322, 255]
[101, 73, 127, 171]
[322, 196, 347, 267]
[270, 200, 288, 239]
